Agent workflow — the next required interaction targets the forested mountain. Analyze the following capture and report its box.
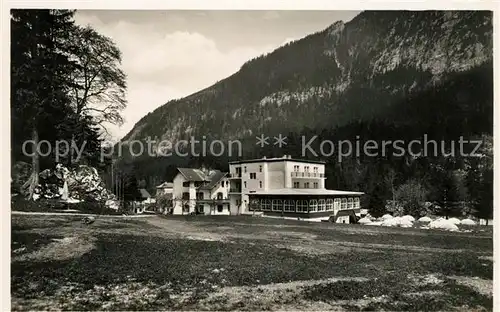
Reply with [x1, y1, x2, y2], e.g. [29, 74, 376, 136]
[117, 10, 492, 220]
[122, 11, 492, 145]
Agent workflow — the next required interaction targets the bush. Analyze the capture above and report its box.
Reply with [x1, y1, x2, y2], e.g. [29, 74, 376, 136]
[395, 179, 428, 217]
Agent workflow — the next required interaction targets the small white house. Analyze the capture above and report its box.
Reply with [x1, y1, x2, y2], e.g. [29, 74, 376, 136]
[156, 182, 174, 196]
[172, 168, 230, 215]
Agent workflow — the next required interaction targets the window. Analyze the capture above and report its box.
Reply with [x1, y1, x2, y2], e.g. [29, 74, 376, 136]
[313, 182, 318, 188]
[341, 198, 347, 210]
[284, 200, 295, 212]
[217, 192, 223, 200]
[250, 173, 256, 179]
[261, 199, 271, 211]
[217, 205, 223, 212]
[348, 198, 354, 209]
[305, 182, 310, 188]
[305, 166, 310, 172]
[236, 199, 241, 206]
[183, 203, 190, 213]
[293, 182, 300, 188]
[334, 198, 341, 213]
[354, 197, 360, 208]
[313, 167, 318, 173]
[326, 199, 334, 211]
[294, 165, 299, 172]
[309, 199, 318, 212]
[183, 181, 190, 187]
[197, 205, 204, 213]
[296, 200, 308, 213]
[226, 181, 229, 187]
[194, 181, 202, 187]
[259, 165, 262, 172]
[244, 181, 247, 188]
[259, 181, 262, 188]
[196, 192, 204, 200]
[272, 199, 283, 211]
[244, 166, 247, 173]
[182, 192, 190, 200]
[318, 199, 326, 211]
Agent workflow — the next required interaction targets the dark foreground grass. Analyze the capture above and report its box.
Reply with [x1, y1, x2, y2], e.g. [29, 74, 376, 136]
[11, 232, 63, 256]
[11, 215, 493, 310]
[303, 276, 492, 311]
[12, 233, 492, 310]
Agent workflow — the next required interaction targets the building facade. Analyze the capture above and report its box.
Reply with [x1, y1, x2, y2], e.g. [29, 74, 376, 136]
[168, 156, 363, 222]
[228, 155, 363, 222]
[156, 182, 174, 197]
[172, 168, 230, 215]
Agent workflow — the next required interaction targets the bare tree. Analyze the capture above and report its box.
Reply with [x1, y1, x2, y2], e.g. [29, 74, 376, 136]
[69, 25, 127, 136]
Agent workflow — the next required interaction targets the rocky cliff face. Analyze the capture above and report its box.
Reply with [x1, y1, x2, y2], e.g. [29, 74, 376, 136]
[121, 11, 492, 147]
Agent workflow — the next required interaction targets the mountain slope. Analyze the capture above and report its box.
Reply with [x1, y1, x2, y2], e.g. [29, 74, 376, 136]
[122, 10, 492, 147]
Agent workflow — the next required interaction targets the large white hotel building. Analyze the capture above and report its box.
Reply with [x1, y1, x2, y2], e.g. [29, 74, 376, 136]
[169, 155, 363, 223]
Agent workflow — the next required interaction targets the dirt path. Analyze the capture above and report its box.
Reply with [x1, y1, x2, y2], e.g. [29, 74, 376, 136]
[143, 217, 475, 255]
[11, 211, 156, 218]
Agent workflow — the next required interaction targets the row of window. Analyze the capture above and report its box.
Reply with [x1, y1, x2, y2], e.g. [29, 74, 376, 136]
[243, 166, 263, 173]
[293, 182, 319, 188]
[184, 192, 225, 200]
[183, 180, 230, 188]
[239, 181, 263, 189]
[252, 198, 360, 213]
[293, 165, 319, 173]
[237, 164, 321, 176]
[182, 204, 225, 213]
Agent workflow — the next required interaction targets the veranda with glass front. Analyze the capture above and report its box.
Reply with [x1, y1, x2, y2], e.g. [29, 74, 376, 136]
[248, 194, 361, 218]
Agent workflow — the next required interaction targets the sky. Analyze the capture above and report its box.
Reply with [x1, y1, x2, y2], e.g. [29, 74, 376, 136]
[74, 10, 361, 141]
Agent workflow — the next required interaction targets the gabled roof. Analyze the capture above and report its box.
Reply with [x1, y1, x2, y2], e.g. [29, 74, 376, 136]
[198, 171, 227, 190]
[176, 168, 228, 190]
[156, 182, 174, 188]
[177, 168, 210, 182]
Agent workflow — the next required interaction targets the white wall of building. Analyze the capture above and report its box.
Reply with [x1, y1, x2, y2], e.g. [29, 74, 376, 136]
[172, 173, 197, 214]
[156, 187, 173, 196]
[336, 216, 350, 224]
[171, 174, 232, 215]
[170, 157, 361, 216]
[227, 157, 330, 214]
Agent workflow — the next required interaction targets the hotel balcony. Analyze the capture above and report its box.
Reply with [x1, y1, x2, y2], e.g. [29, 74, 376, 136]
[291, 172, 325, 178]
[228, 173, 242, 179]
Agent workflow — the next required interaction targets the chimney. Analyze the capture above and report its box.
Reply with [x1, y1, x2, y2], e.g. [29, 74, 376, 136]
[262, 156, 266, 159]
[287, 155, 292, 159]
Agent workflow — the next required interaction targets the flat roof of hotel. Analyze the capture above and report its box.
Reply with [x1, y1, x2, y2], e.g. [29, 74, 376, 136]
[229, 156, 326, 165]
[247, 188, 364, 196]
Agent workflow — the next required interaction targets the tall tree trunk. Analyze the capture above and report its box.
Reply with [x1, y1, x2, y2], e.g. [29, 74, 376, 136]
[22, 127, 39, 200]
